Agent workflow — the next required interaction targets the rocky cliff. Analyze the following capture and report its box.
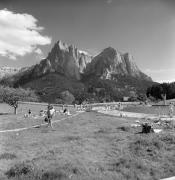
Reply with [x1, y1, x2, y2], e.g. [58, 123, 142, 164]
[0, 40, 154, 103]
[1, 40, 152, 90]
[85, 47, 151, 81]
[15, 41, 151, 82]
[27, 41, 93, 80]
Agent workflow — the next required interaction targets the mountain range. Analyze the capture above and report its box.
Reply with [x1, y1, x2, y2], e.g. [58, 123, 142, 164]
[0, 40, 154, 103]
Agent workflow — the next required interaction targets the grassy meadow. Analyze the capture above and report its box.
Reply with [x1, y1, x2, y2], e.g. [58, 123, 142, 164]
[0, 103, 174, 180]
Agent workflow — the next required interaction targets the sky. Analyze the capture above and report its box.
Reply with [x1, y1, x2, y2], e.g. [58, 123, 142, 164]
[0, 0, 175, 83]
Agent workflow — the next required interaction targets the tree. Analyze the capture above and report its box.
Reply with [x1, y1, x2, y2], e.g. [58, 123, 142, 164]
[147, 82, 175, 100]
[0, 86, 39, 114]
[2, 91, 19, 114]
[60, 90, 75, 104]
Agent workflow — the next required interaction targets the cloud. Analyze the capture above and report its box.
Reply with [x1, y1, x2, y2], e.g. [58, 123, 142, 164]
[0, 9, 51, 60]
[34, 48, 43, 55]
[34, 48, 45, 60]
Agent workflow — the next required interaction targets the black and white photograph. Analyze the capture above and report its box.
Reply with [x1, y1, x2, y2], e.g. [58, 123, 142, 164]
[0, 0, 175, 179]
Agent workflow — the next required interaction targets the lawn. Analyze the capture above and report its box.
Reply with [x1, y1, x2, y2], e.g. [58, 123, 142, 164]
[0, 103, 174, 180]
[0, 103, 76, 130]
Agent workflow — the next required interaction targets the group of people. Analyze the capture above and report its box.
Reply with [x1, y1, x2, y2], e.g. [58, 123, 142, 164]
[45, 104, 72, 128]
[45, 104, 71, 128]
[25, 104, 71, 128]
[105, 103, 123, 111]
[25, 101, 174, 129]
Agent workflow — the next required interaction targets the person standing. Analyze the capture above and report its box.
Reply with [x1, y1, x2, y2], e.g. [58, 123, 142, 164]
[169, 102, 174, 118]
[47, 104, 55, 128]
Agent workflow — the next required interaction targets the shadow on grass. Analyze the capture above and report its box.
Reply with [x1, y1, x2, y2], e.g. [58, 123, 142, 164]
[41, 171, 67, 180]
[5, 162, 79, 180]
[62, 135, 81, 142]
[5, 162, 33, 178]
[117, 126, 131, 132]
[0, 113, 11, 115]
[0, 153, 17, 160]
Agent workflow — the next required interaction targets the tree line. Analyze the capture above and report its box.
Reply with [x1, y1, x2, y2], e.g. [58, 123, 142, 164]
[146, 82, 175, 100]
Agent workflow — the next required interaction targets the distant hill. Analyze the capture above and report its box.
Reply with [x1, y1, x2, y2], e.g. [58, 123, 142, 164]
[22, 73, 85, 103]
[0, 40, 155, 103]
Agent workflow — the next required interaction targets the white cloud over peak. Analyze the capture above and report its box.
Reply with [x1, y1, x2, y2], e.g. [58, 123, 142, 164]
[34, 48, 43, 55]
[0, 9, 51, 60]
[34, 48, 45, 60]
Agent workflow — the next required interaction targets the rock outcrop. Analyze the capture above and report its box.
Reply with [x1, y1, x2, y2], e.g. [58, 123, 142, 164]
[1, 41, 152, 88]
[85, 47, 152, 81]
[29, 41, 92, 80]
[26, 42, 151, 81]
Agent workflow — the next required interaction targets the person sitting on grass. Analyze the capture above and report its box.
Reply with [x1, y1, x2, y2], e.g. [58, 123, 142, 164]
[24, 109, 32, 118]
[28, 109, 32, 116]
[63, 108, 71, 115]
[46, 104, 55, 128]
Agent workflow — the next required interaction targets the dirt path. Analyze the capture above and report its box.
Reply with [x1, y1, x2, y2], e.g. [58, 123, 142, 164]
[0, 111, 84, 133]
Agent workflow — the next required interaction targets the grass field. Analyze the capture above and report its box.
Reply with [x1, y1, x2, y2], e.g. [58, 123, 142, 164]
[0, 103, 175, 180]
[0, 103, 76, 130]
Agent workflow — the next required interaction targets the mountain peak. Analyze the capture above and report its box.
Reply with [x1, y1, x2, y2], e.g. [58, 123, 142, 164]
[3, 41, 152, 87]
[56, 40, 69, 51]
[85, 47, 152, 81]
[0, 40, 153, 103]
